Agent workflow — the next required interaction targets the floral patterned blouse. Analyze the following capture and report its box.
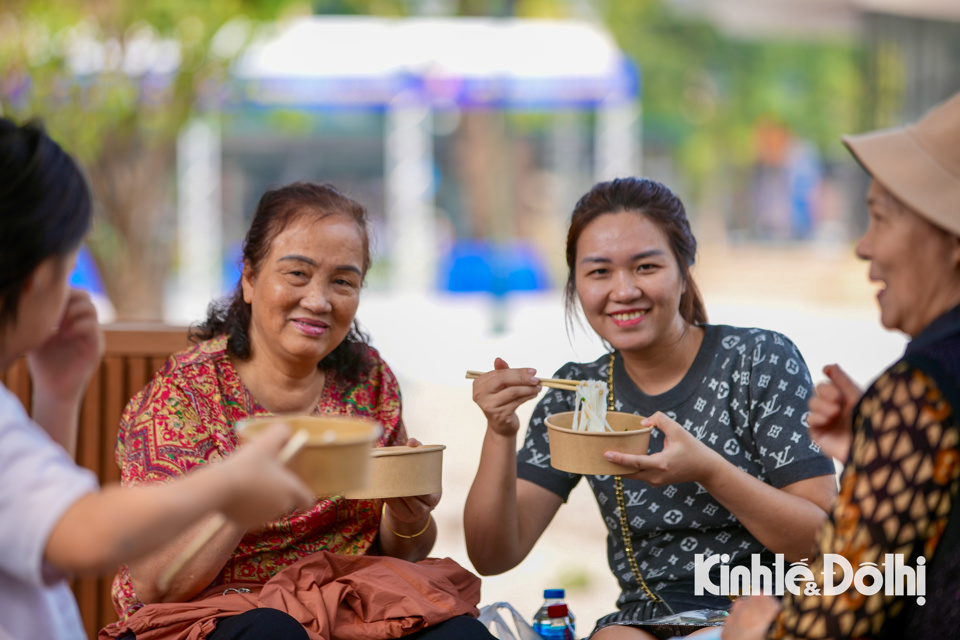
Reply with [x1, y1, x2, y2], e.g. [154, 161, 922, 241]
[110, 335, 406, 621]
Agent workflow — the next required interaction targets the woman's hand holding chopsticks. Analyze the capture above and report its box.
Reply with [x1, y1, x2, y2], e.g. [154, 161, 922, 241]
[465, 370, 580, 391]
[468, 358, 545, 437]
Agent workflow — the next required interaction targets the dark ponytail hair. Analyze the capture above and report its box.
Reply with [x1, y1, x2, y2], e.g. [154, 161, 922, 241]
[564, 177, 707, 330]
[190, 182, 373, 382]
[0, 118, 92, 329]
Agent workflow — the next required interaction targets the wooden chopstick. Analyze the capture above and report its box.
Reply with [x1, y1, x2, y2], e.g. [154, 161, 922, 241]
[156, 428, 311, 593]
[465, 370, 582, 391]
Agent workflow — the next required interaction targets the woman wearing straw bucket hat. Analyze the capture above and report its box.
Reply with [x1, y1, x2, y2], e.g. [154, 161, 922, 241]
[721, 93, 960, 639]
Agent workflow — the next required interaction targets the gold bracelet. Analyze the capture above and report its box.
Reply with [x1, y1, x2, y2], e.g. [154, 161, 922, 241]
[381, 503, 432, 539]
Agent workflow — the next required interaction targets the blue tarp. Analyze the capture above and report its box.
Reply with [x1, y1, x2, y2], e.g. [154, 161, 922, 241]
[68, 245, 104, 295]
[440, 240, 550, 294]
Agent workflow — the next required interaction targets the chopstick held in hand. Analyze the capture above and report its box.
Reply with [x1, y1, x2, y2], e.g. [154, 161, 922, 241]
[465, 370, 582, 392]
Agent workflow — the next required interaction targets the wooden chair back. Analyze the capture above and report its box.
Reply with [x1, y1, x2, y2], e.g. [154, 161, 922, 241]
[1, 323, 191, 639]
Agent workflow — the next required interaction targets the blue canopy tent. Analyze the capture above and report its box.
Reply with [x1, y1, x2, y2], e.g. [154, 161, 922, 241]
[229, 18, 639, 109]
[175, 16, 640, 311]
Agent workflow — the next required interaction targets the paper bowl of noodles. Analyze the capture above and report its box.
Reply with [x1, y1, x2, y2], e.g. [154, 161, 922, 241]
[343, 444, 446, 500]
[236, 415, 381, 496]
[545, 411, 652, 475]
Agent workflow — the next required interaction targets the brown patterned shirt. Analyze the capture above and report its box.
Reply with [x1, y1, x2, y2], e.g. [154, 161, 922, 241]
[772, 361, 960, 638]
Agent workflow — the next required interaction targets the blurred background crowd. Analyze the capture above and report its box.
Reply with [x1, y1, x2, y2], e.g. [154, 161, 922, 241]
[2, 0, 958, 631]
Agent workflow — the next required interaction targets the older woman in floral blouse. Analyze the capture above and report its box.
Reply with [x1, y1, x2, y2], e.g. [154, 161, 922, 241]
[107, 183, 492, 640]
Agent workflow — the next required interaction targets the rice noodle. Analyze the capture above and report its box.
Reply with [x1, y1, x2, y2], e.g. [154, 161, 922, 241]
[571, 380, 613, 432]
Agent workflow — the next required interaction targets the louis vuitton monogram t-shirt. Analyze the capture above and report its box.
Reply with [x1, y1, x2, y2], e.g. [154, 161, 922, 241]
[516, 324, 836, 618]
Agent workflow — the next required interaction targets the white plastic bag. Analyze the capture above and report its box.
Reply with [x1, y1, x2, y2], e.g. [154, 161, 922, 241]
[478, 601, 543, 640]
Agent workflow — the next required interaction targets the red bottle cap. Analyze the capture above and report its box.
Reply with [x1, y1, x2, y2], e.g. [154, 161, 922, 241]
[547, 604, 568, 618]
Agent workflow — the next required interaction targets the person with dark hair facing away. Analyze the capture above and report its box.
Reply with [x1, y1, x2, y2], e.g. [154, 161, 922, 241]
[722, 93, 960, 640]
[0, 120, 315, 640]
[105, 182, 494, 640]
[465, 177, 838, 639]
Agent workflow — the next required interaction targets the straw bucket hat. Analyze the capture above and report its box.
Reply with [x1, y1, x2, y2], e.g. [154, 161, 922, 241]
[842, 92, 960, 237]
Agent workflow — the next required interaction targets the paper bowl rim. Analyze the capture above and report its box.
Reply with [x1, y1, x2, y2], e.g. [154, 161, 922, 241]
[546, 423, 654, 437]
[370, 444, 447, 458]
[235, 415, 381, 446]
[545, 411, 652, 437]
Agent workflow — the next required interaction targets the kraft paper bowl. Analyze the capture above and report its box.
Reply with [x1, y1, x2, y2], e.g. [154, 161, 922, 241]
[236, 415, 381, 496]
[344, 444, 446, 500]
[544, 411, 652, 475]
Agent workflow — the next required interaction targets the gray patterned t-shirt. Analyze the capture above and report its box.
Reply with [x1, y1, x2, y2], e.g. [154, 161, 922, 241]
[517, 324, 835, 613]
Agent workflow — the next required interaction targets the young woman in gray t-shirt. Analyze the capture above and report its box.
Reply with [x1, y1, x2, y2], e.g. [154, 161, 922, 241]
[464, 177, 837, 639]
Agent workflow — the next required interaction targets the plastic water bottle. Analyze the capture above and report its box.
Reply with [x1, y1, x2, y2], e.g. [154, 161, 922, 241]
[532, 589, 572, 635]
[535, 604, 575, 639]
[533, 589, 575, 639]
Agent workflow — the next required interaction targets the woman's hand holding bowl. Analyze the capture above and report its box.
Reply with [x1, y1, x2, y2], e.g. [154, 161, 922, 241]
[218, 422, 315, 529]
[471, 357, 542, 437]
[383, 493, 441, 529]
[603, 411, 725, 486]
[383, 437, 442, 528]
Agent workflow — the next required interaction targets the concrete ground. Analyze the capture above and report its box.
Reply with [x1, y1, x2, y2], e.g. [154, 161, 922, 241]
[356, 242, 907, 633]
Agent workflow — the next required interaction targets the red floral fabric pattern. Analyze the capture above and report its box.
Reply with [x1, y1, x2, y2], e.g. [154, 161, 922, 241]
[110, 336, 406, 621]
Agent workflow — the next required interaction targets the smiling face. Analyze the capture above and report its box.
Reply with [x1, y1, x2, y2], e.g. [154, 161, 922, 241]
[574, 210, 689, 354]
[241, 212, 364, 370]
[856, 180, 960, 337]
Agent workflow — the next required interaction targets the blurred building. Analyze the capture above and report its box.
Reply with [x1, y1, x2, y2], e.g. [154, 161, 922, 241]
[853, 1, 960, 125]
[666, 0, 959, 239]
[668, 0, 859, 38]
[669, 0, 959, 123]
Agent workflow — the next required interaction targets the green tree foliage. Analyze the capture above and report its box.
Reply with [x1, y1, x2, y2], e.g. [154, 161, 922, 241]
[0, 0, 307, 160]
[0, 0, 309, 320]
